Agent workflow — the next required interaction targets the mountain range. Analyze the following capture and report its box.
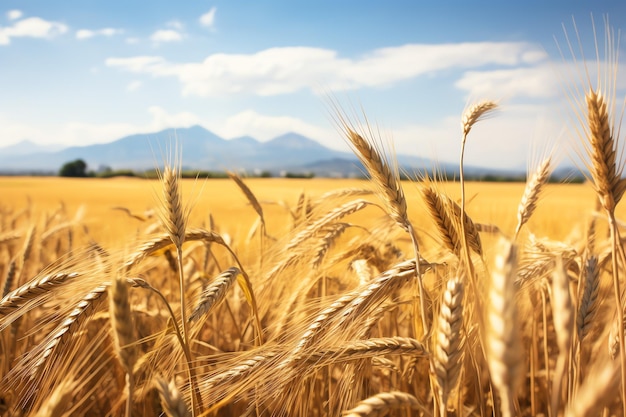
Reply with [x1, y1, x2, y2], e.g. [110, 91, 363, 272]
[0, 125, 574, 179]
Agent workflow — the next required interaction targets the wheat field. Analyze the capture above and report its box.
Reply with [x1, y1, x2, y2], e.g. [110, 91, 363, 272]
[2, 20, 626, 417]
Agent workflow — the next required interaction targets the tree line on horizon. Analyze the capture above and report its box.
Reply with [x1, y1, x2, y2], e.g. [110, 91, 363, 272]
[52, 158, 586, 183]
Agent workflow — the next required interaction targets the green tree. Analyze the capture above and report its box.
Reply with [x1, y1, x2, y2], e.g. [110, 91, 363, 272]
[59, 159, 88, 177]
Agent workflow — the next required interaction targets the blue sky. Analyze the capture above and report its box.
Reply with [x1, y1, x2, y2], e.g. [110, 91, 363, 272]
[0, 1, 624, 169]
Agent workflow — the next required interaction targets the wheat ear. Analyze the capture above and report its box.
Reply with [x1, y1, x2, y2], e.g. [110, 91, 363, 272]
[345, 130, 409, 231]
[109, 275, 136, 417]
[189, 267, 239, 322]
[432, 277, 465, 415]
[577, 256, 600, 343]
[342, 391, 422, 417]
[0, 272, 80, 318]
[340, 124, 429, 335]
[514, 156, 552, 239]
[459, 100, 497, 290]
[550, 257, 574, 415]
[285, 199, 374, 251]
[462, 101, 498, 138]
[32, 377, 76, 417]
[585, 87, 626, 410]
[155, 377, 191, 417]
[30, 284, 108, 382]
[422, 187, 481, 257]
[1, 259, 16, 298]
[586, 89, 626, 212]
[485, 238, 522, 417]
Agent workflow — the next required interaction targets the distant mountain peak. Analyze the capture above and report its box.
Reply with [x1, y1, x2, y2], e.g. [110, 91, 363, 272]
[1, 139, 63, 155]
[265, 132, 325, 149]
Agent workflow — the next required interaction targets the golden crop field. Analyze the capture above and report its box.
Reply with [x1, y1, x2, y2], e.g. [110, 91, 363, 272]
[1, 162, 625, 416]
[0, 176, 609, 244]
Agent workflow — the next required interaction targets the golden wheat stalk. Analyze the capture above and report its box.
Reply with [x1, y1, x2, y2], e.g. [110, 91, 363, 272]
[514, 156, 552, 239]
[109, 276, 136, 374]
[189, 267, 239, 323]
[285, 199, 374, 251]
[462, 101, 498, 138]
[422, 186, 481, 257]
[0, 271, 82, 320]
[161, 166, 187, 249]
[577, 256, 600, 343]
[444, 193, 483, 256]
[227, 171, 265, 223]
[345, 130, 410, 232]
[109, 278, 137, 417]
[1, 259, 16, 298]
[550, 257, 574, 415]
[485, 238, 522, 417]
[30, 284, 108, 384]
[32, 377, 77, 417]
[432, 276, 465, 414]
[585, 89, 625, 212]
[342, 391, 422, 417]
[155, 377, 191, 417]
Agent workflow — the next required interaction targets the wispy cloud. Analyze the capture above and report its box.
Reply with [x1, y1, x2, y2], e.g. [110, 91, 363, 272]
[199, 7, 216, 29]
[106, 42, 549, 98]
[76, 27, 124, 40]
[6, 10, 23, 21]
[150, 29, 183, 43]
[0, 16, 68, 45]
[126, 80, 142, 92]
[455, 65, 559, 99]
[166, 20, 184, 30]
[106, 56, 165, 71]
[216, 109, 335, 143]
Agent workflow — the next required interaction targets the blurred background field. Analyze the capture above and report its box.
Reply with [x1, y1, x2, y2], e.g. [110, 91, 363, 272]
[0, 176, 610, 246]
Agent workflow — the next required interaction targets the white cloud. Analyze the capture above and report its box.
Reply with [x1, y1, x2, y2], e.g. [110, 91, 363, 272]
[167, 20, 184, 30]
[7, 10, 23, 21]
[125, 37, 140, 44]
[76, 29, 94, 39]
[150, 29, 182, 43]
[106, 56, 165, 72]
[76, 27, 123, 40]
[216, 109, 337, 144]
[455, 65, 560, 99]
[0, 16, 68, 45]
[106, 42, 549, 97]
[126, 80, 142, 92]
[199, 7, 216, 29]
[148, 106, 203, 130]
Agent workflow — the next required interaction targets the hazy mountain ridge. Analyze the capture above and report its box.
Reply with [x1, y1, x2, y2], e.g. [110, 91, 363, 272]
[0, 125, 544, 178]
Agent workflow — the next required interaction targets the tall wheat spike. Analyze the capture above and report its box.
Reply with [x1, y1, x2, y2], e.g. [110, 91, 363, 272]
[342, 391, 422, 417]
[432, 276, 465, 416]
[514, 156, 552, 239]
[485, 238, 522, 417]
[109, 275, 136, 417]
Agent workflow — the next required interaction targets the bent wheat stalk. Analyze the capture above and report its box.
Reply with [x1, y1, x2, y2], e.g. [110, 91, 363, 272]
[342, 391, 422, 417]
